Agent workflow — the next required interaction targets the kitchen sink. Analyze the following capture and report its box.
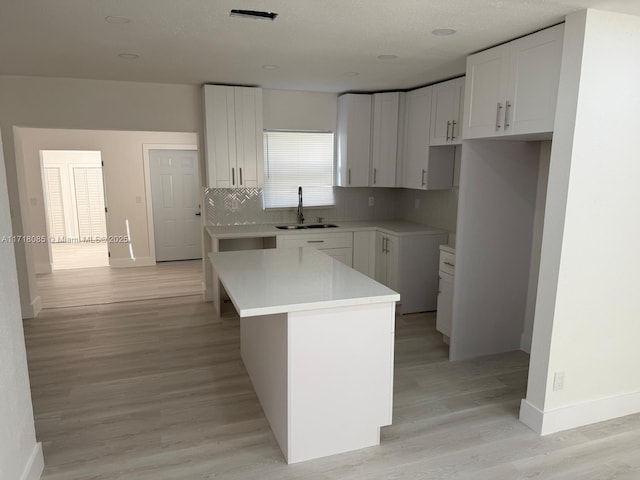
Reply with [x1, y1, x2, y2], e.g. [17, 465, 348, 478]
[275, 224, 306, 230]
[304, 224, 338, 229]
[275, 223, 338, 230]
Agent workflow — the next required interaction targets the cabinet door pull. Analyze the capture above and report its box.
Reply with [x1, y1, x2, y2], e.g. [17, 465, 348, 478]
[239, 167, 243, 185]
[348, 168, 351, 185]
[421, 169, 426, 187]
[307, 240, 325, 244]
[444, 261, 455, 267]
[451, 120, 457, 140]
[504, 101, 511, 129]
[373, 168, 377, 185]
[231, 167, 235, 186]
[446, 120, 451, 141]
[496, 102, 503, 130]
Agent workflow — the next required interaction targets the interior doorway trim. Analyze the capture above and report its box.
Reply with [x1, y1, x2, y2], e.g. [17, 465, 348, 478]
[142, 144, 198, 263]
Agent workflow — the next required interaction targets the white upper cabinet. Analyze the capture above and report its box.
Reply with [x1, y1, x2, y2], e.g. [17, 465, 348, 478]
[371, 92, 400, 187]
[336, 94, 372, 187]
[463, 24, 564, 139]
[403, 86, 432, 189]
[429, 77, 465, 146]
[203, 85, 264, 188]
[402, 86, 454, 190]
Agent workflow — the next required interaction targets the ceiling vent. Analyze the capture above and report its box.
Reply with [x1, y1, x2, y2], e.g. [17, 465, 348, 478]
[230, 9, 278, 21]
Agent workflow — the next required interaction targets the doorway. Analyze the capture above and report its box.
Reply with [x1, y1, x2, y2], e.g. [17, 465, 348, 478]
[148, 148, 202, 261]
[41, 150, 109, 270]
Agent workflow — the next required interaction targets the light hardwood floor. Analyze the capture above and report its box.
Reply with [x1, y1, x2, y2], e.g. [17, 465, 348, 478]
[23, 297, 640, 480]
[36, 260, 203, 308]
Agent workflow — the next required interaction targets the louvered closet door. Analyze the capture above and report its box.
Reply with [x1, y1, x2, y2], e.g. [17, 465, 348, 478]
[44, 167, 67, 241]
[73, 167, 107, 241]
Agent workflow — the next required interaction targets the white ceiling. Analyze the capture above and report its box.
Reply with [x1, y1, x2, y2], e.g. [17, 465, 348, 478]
[1, 0, 640, 93]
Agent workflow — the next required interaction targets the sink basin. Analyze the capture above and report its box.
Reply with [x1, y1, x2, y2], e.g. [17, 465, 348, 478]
[275, 223, 339, 230]
[275, 224, 306, 230]
[304, 224, 339, 229]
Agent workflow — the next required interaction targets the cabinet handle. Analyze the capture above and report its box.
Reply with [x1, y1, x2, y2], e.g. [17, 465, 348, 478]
[239, 167, 243, 185]
[373, 168, 377, 185]
[446, 120, 451, 141]
[496, 102, 503, 130]
[451, 120, 457, 140]
[231, 167, 235, 186]
[348, 168, 351, 185]
[421, 169, 426, 187]
[505, 101, 511, 129]
[307, 240, 325, 244]
[443, 261, 455, 267]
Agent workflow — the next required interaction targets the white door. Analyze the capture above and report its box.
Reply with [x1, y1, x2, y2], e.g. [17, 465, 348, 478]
[403, 86, 432, 189]
[43, 166, 67, 240]
[463, 44, 510, 139]
[371, 92, 399, 187]
[73, 166, 107, 241]
[150, 149, 202, 261]
[430, 80, 459, 145]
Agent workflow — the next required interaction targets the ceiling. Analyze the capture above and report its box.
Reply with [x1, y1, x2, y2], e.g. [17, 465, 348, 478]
[1, 0, 639, 93]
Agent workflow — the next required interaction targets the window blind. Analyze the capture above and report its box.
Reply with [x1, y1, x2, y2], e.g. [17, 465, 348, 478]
[263, 130, 334, 209]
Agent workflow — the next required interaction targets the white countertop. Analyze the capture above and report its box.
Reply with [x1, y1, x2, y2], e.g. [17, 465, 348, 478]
[208, 248, 400, 317]
[206, 220, 447, 240]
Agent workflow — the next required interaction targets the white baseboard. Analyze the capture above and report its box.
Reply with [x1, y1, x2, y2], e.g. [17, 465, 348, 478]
[35, 263, 52, 274]
[519, 399, 544, 433]
[520, 332, 532, 354]
[109, 256, 155, 268]
[520, 390, 640, 435]
[21, 295, 42, 319]
[20, 442, 44, 480]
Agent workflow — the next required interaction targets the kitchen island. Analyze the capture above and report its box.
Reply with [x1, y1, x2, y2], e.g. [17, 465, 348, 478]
[208, 247, 400, 463]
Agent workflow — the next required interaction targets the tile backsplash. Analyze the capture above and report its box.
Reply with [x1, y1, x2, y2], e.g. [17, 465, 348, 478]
[205, 187, 400, 226]
[205, 186, 458, 232]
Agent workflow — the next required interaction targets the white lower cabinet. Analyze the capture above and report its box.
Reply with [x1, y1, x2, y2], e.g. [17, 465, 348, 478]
[375, 231, 447, 314]
[353, 230, 376, 278]
[436, 246, 456, 341]
[375, 232, 399, 292]
[277, 232, 353, 267]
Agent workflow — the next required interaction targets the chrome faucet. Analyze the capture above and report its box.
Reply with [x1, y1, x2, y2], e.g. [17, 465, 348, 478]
[297, 186, 304, 224]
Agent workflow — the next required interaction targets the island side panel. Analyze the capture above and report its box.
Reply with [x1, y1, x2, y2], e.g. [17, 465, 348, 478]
[240, 313, 289, 459]
[287, 302, 395, 464]
[204, 231, 215, 303]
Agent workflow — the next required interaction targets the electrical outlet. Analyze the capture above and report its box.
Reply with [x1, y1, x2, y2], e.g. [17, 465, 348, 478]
[553, 371, 565, 391]
[368, 196, 374, 207]
[414, 198, 420, 209]
[232, 198, 240, 211]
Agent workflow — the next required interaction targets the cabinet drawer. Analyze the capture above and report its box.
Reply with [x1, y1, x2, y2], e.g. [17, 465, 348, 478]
[277, 232, 353, 249]
[439, 250, 455, 275]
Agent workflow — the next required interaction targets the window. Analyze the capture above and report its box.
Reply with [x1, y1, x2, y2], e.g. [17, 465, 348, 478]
[262, 130, 334, 209]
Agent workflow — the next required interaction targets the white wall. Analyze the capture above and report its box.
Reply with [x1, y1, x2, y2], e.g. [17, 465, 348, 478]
[522, 9, 640, 435]
[450, 140, 539, 361]
[17, 128, 198, 270]
[0, 130, 44, 480]
[521, 141, 551, 353]
[0, 75, 201, 317]
[262, 89, 337, 132]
